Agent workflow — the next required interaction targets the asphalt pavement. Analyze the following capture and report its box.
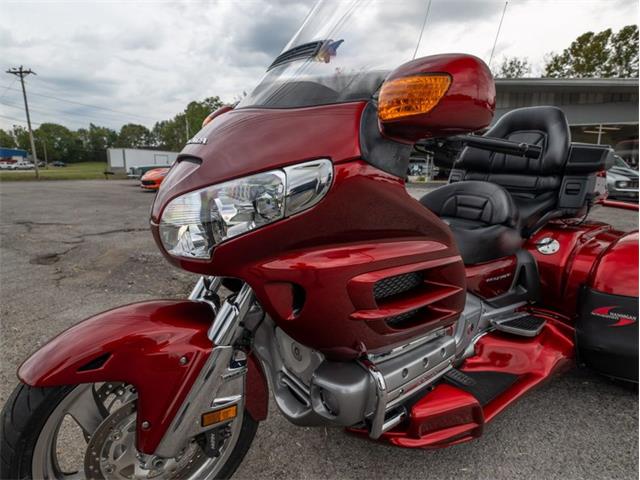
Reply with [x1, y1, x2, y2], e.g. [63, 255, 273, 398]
[0, 180, 637, 480]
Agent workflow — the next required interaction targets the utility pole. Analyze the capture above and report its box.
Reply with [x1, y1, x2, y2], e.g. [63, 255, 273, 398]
[185, 114, 190, 142]
[6, 66, 39, 179]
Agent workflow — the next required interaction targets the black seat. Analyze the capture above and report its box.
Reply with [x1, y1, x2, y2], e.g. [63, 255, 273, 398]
[420, 106, 571, 264]
[421, 180, 522, 264]
[448, 106, 571, 233]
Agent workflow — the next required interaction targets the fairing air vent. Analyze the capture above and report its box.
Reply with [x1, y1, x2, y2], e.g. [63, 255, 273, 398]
[349, 258, 465, 332]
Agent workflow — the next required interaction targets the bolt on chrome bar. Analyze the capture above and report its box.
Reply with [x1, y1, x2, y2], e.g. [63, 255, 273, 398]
[208, 284, 254, 345]
[189, 275, 222, 300]
[360, 359, 388, 440]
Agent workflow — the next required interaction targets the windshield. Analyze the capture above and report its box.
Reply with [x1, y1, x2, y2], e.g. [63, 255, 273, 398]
[238, 0, 633, 110]
[238, 0, 432, 108]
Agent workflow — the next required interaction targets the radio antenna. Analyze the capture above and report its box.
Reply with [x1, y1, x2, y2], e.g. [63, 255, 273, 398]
[413, 0, 432, 60]
[489, 1, 509, 68]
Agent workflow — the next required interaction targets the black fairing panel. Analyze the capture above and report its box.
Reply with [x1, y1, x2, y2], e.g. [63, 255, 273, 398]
[359, 101, 413, 178]
[577, 287, 639, 382]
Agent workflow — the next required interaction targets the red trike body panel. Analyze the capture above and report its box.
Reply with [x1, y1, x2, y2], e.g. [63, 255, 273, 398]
[465, 255, 517, 299]
[349, 314, 574, 448]
[17, 300, 268, 454]
[525, 221, 638, 317]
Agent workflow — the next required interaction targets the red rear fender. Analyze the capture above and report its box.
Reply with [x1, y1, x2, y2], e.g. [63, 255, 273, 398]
[17, 300, 268, 453]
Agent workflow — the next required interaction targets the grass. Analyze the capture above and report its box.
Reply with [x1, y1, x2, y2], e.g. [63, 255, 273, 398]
[0, 162, 128, 181]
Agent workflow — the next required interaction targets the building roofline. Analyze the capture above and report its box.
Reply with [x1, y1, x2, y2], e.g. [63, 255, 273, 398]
[495, 77, 638, 87]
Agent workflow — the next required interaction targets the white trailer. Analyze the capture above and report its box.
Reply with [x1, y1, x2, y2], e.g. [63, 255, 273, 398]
[107, 148, 179, 173]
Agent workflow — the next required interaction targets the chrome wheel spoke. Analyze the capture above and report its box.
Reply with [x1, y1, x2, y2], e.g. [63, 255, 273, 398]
[111, 445, 137, 477]
[67, 386, 108, 438]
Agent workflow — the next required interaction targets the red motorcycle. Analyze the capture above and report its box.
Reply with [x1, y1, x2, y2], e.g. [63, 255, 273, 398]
[2, 2, 638, 479]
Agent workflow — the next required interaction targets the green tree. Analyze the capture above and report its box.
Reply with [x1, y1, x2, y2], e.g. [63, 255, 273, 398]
[493, 56, 531, 78]
[153, 119, 185, 151]
[77, 124, 118, 162]
[35, 123, 80, 163]
[154, 97, 224, 151]
[185, 96, 224, 138]
[544, 25, 639, 78]
[116, 123, 154, 148]
[12, 126, 31, 151]
[88, 124, 117, 152]
[0, 129, 15, 148]
[608, 25, 639, 77]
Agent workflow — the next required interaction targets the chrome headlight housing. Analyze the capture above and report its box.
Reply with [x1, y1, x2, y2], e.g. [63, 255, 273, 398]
[159, 159, 333, 259]
[615, 180, 630, 188]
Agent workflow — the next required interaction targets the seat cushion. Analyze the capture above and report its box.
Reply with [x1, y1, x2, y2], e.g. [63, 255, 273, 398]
[420, 181, 523, 264]
[446, 222, 523, 265]
[420, 181, 519, 228]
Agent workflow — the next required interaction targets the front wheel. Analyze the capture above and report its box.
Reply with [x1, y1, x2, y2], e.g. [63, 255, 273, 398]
[0, 383, 258, 480]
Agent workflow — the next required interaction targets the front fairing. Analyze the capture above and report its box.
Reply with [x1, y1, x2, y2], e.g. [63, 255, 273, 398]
[150, 102, 365, 229]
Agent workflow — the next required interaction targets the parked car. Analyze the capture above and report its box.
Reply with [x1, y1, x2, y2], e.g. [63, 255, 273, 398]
[614, 139, 638, 169]
[52, 161, 66, 167]
[0, 161, 15, 170]
[128, 164, 172, 179]
[140, 167, 170, 191]
[606, 152, 639, 201]
[14, 161, 35, 170]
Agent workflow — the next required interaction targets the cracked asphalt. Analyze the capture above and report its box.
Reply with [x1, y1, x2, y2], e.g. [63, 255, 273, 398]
[0, 180, 637, 480]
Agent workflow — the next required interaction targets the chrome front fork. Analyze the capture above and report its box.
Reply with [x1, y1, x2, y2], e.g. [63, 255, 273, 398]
[153, 277, 254, 459]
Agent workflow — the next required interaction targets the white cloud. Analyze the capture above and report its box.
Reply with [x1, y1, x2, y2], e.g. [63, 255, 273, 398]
[0, 0, 636, 131]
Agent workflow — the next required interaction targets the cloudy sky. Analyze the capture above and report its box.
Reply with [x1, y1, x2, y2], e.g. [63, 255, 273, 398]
[0, 0, 636, 132]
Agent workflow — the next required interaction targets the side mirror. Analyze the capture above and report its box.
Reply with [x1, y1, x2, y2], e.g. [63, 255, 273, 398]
[377, 54, 495, 143]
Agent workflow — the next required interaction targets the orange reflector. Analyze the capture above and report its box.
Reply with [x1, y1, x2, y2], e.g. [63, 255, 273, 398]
[201, 405, 238, 427]
[378, 74, 451, 121]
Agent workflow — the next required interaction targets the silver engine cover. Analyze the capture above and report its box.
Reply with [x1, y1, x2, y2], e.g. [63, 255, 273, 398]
[253, 316, 461, 430]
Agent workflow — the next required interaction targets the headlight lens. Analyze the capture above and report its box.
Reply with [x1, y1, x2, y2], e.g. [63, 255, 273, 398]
[159, 159, 332, 259]
[616, 180, 630, 188]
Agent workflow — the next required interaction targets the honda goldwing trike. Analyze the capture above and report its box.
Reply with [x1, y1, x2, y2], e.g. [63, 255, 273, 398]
[2, 2, 638, 479]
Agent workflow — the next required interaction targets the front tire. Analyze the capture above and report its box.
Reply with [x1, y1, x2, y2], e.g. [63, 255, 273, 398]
[0, 383, 258, 479]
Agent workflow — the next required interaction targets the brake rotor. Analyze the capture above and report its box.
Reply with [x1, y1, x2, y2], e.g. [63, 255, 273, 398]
[84, 401, 208, 480]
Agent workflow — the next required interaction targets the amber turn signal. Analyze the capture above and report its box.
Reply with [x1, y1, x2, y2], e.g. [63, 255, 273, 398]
[378, 74, 451, 121]
[201, 404, 238, 427]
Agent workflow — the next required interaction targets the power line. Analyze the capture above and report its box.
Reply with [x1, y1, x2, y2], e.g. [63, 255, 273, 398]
[0, 98, 143, 125]
[4, 85, 157, 122]
[0, 78, 17, 102]
[0, 113, 41, 126]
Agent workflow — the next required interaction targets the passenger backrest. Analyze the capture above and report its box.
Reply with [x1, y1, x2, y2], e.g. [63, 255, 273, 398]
[449, 106, 571, 232]
[450, 106, 571, 199]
